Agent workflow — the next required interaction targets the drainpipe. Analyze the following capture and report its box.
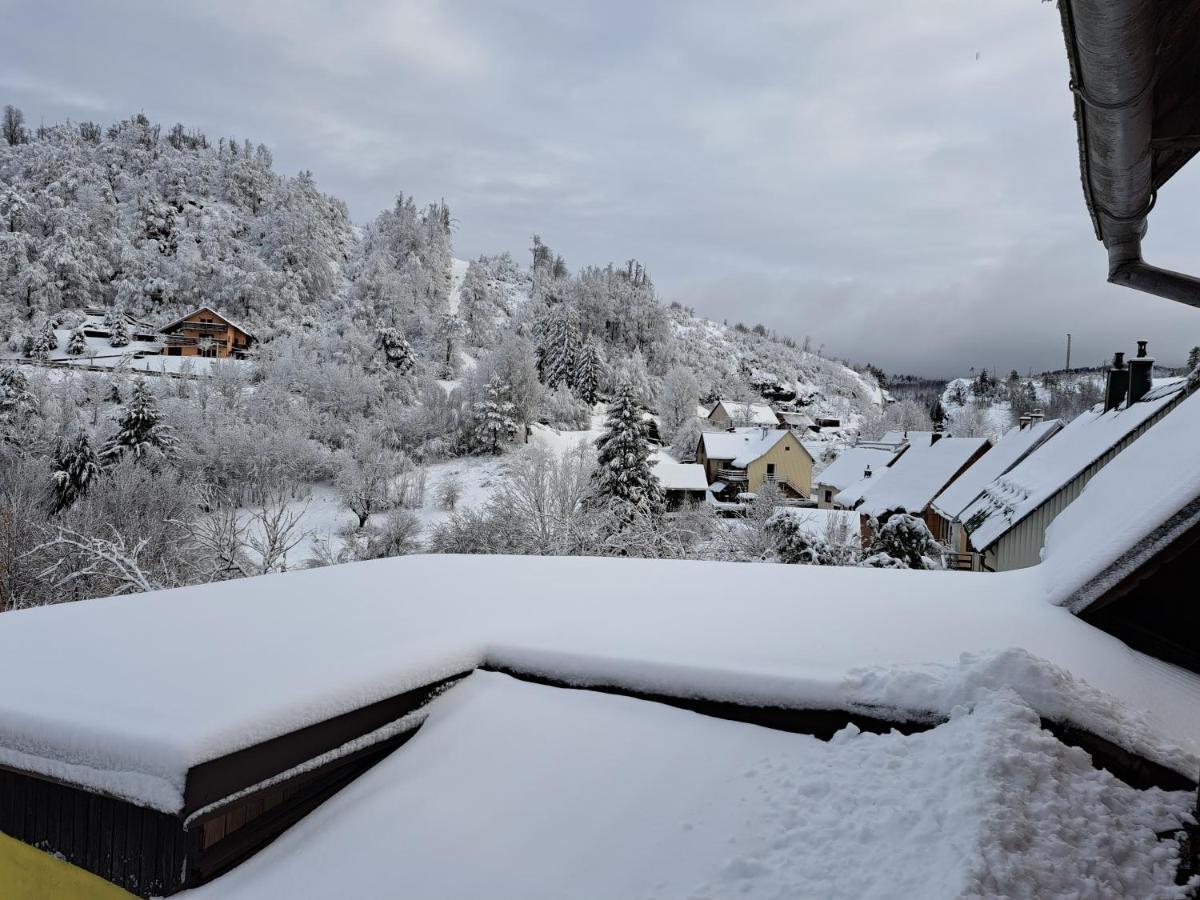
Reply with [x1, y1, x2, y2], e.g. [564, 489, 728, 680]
[1062, 0, 1200, 308]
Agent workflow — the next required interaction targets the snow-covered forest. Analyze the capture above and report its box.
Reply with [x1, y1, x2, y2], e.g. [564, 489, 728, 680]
[0, 109, 1133, 607]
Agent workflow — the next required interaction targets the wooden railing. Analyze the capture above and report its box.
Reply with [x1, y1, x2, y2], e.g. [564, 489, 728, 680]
[716, 468, 749, 481]
[945, 551, 981, 572]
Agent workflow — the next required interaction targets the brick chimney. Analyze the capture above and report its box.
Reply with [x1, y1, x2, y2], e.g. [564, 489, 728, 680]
[1104, 351, 1129, 412]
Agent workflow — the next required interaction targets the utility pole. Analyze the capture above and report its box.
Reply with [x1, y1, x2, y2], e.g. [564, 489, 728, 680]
[1065, 333, 1072, 372]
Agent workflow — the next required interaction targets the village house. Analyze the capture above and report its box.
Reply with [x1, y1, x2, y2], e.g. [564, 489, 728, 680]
[704, 398, 781, 430]
[813, 445, 897, 509]
[835, 434, 991, 540]
[776, 410, 816, 432]
[929, 415, 1063, 563]
[159, 307, 256, 359]
[695, 426, 813, 501]
[650, 451, 710, 509]
[960, 345, 1190, 572]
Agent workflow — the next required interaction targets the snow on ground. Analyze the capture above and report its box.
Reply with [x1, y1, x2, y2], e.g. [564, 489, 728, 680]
[528, 413, 605, 456]
[186, 671, 1195, 900]
[2, 555, 1199, 813]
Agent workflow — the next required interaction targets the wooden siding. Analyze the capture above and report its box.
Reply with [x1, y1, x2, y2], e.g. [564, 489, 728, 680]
[746, 432, 812, 497]
[159, 310, 252, 359]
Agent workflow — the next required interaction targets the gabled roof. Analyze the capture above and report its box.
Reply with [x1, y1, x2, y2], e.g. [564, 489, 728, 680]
[815, 446, 896, 492]
[698, 427, 810, 469]
[650, 452, 709, 492]
[880, 430, 937, 448]
[1042, 386, 1200, 612]
[159, 306, 256, 340]
[711, 399, 779, 426]
[931, 419, 1063, 521]
[840, 437, 989, 517]
[962, 381, 1187, 551]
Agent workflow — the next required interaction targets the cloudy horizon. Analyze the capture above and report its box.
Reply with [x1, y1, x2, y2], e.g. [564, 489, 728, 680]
[4, 0, 1198, 377]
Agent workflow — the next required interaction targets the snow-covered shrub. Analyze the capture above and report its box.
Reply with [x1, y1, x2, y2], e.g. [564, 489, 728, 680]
[437, 475, 463, 511]
[863, 513, 944, 570]
[542, 383, 591, 431]
[358, 509, 423, 560]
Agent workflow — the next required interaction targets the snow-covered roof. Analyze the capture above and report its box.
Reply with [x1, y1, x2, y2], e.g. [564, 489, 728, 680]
[186, 669, 1192, 900]
[650, 452, 709, 492]
[770, 507, 861, 542]
[815, 446, 896, 492]
[880, 430, 937, 448]
[777, 411, 814, 427]
[962, 381, 1187, 551]
[712, 399, 779, 426]
[1042, 387, 1200, 611]
[158, 306, 257, 340]
[698, 427, 806, 468]
[1, 554, 1198, 817]
[839, 438, 989, 517]
[931, 419, 1063, 521]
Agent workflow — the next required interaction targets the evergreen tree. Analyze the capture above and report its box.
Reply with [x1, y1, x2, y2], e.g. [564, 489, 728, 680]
[1188, 345, 1200, 372]
[109, 316, 130, 348]
[49, 429, 101, 514]
[376, 326, 415, 374]
[592, 380, 664, 519]
[861, 513, 944, 570]
[540, 305, 581, 389]
[929, 397, 947, 431]
[433, 312, 464, 379]
[101, 379, 177, 463]
[472, 378, 518, 454]
[66, 326, 88, 356]
[40, 319, 58, 350]
[0, 366, 39, 425]
[574, 339, 601, 405]
[29, 329, 53, 359]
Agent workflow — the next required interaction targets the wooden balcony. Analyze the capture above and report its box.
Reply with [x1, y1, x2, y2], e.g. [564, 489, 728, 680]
[716, 468, 749, 482]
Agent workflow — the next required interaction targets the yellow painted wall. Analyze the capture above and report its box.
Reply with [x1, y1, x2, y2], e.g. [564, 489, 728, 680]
[0, 832, 134, 900]
[746, 432, 812, 496]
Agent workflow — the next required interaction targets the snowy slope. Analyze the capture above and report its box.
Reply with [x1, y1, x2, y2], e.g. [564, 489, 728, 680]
[445, 257, 470, 315]
[187, 671, 1194, 900]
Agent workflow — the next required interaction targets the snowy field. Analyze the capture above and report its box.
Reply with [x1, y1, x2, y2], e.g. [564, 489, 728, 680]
[187, 670, 1193, 900]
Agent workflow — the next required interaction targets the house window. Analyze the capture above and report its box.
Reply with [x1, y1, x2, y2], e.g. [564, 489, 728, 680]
[168, 347, 181, 356]
[824, 490, 832, 503]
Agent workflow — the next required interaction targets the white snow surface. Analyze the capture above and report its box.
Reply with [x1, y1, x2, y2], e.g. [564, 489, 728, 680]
[445, 256, 469, 314]
[697, 427, 800, 469]
[931, 419, 1063, 520]
[2, 555, 1200, 813]
[814, 446, 895, 491]
[880, 429, 938, 448]
[1042, 387, 1200, 609]
[843, 437, 989, 517]
[651, 450, 709, 492]
[962, 382, 1186, 551]
[185, 671, 1196, 900]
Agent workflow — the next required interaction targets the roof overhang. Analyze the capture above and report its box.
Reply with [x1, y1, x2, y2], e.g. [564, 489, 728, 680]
[1057, 0, 1200, 306]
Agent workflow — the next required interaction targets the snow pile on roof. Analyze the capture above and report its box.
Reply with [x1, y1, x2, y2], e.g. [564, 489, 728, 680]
[815, 446, 895, 491]
[185, 671, 1195, 900]
[2, 554, 1199, 815]
[714, 399, 779, 426]
[881, 430, 937, 447]
[962, 382, 1185, 551]
[651, 452, 709, 492]
[932, 419, 1062, 520]
[1042, 387, 1200, 610]
[698, 427, 796, 468]
[841, 437, 988, 517]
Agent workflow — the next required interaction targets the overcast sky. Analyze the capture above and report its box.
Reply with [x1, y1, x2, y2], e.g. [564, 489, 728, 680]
[3, 0, 1199, 376]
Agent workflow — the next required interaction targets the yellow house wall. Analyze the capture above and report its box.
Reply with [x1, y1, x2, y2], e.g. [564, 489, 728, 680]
[746, 433, 812, 496]
[707, 406, 733, 430]
[0, 832, 134, 900]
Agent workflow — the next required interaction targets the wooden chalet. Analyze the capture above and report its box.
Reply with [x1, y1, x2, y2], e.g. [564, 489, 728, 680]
[159, 307, 255, 359]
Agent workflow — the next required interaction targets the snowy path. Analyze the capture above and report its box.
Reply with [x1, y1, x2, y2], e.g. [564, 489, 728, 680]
[446, 257, 469, 315]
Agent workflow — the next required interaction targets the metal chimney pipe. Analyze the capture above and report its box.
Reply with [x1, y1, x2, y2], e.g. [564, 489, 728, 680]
[1105, 351, 1129, 412]
[1128, 340, 1154, 404]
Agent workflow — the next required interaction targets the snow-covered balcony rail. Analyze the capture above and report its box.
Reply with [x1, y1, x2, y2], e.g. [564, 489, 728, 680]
[716, 467, 749, 482]
[173, 321, 229, 335]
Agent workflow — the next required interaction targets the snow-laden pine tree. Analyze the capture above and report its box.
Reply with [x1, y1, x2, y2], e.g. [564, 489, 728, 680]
[66, 326, 88, 355]
[0, 366, 39, 425]
[101, 379, 177, 463]
[539, 304, 581, 389]
[376, 326, 415, 374]
[49, 429, 101, 513]
[574, 338, 601, 405]
[472, 378, 518, 454]
[433, 312, 464, 379]
[40, 319, 58, 350]
[592, 380, 664, 519]
[861, 513, 944, 570]
[109, 316, 130, 348]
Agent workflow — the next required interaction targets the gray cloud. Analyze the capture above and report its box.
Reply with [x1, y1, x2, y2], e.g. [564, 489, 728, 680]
[2, 0, 1198, 375]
